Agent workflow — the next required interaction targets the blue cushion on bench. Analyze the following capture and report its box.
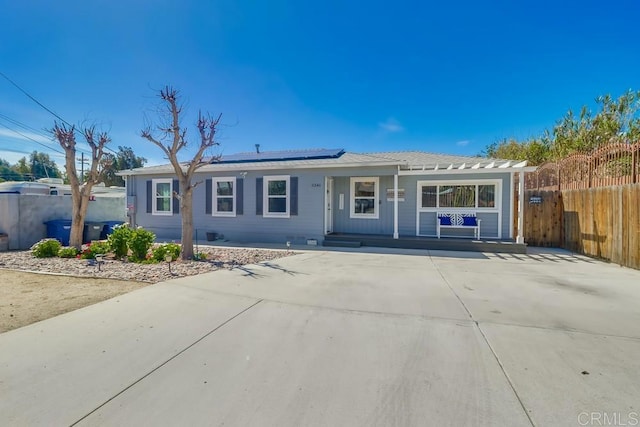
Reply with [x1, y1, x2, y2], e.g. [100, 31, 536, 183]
[439, 216, 452, 226]
[462, 216, 478, 226]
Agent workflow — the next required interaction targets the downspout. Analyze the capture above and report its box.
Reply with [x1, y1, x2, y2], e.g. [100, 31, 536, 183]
[124, 173, 135, 227]
[393, 166, 399, 239]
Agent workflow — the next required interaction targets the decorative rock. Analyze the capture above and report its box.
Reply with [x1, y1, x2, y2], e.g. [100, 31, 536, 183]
[0, 248, 294, 283]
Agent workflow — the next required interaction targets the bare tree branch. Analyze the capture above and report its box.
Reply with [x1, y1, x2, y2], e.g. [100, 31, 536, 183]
[51, 121, 111, 249]
[141, 86, 224, 259]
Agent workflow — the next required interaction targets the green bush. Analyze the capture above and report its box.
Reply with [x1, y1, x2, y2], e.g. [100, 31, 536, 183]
[58, 246, 79, 258]
[107, 223, 131, 259]
[152, 243, 181, 262]
[31, 239, 62, 258]
[80, 240, 111, 260]
[129, 227, 156, 262]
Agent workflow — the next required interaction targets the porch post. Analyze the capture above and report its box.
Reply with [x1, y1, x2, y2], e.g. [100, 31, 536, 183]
[393, 173, 399, 239]
[516, 170, 525, 244]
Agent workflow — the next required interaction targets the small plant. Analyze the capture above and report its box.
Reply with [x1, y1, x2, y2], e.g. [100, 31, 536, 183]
[152, 243, 181, 262]
[58, 246, 79, 258]
[193, 252, 208, 261]
[80, 240, 111, 260]
[107, 223, 131, 259]
[31, 239, 62, 258]
[128, 227, 156, 262]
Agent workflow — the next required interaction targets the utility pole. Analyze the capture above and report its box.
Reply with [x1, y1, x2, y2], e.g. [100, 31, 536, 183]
[76, 152, 88, 183]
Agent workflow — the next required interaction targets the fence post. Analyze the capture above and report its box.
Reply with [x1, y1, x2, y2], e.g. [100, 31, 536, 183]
[633, 149, 637, 184]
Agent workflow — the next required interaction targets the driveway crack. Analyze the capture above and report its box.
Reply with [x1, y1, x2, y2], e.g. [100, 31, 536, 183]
[70, 299, 264, 426]
[430, 255, 536, 427]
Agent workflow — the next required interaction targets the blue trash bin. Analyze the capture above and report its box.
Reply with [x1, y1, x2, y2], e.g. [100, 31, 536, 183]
[44, 219, 72, 246]
[101, 220, 127, 239]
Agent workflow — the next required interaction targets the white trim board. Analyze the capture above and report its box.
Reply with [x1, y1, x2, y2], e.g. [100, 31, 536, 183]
[415, 179, 503, 238]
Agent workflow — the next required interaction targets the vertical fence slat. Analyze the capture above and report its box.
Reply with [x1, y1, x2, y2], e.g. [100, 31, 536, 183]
[524, 183, 640, 270]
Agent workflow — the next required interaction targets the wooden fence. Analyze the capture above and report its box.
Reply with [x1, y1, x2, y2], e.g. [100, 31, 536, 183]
[524, 184, 640, 269]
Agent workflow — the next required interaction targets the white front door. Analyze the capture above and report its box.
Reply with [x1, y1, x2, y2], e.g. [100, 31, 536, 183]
[325, 177, 333, 234]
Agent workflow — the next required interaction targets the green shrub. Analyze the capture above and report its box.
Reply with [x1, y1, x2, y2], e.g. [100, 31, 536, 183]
[129, 227, 156, 262]
[152, 243, 181, 262]
[31, 239, 62, 258]
[58, 246, 79, 258]
[107, 223, 131, 259]
[80, 240, 111, 260]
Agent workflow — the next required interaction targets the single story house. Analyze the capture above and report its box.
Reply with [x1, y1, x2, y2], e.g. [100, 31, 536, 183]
[119, 149, 535, 248]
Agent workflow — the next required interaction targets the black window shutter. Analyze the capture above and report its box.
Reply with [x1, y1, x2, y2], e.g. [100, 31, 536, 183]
[256, 177, 263, 215]
[205, 179, 212, 215]
[146, 180, 152, 213]
[173, 179, 180, 214]
[290, 177, 298, 216]
[236, 178, 244, 215]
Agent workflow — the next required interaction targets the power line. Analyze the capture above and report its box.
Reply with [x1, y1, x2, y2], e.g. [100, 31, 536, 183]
[0, 121, 65, 155]
[0, 112, 51, 138]
[0, 71, 118, 154]
[0, 71, 73, 127]
[0, 113, 92, 157]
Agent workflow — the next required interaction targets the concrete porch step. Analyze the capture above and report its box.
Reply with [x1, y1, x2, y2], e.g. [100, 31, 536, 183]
[322, 239, 362, 248]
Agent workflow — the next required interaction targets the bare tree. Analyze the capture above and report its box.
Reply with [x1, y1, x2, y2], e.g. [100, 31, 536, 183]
[51, 123, 111, 249]
[141, 86, 221, 260]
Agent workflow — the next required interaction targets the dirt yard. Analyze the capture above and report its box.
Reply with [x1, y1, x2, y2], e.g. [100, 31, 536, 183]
[0, 270, 150, 333]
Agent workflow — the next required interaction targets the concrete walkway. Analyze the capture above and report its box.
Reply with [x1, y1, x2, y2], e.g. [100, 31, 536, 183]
[1, 248, 640, 426]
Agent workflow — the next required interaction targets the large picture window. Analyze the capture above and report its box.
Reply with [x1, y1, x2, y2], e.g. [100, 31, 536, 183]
[439, 185, 476, 208]
[420, 182, 497, 209]
[350, 177, 379, 219]
[152, 179, 173, 215]
[212, 177, 235, 217]
[263, 175, 290, 217]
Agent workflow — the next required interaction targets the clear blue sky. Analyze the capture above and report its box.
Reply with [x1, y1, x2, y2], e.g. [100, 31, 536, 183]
[1, 0, 639, 168]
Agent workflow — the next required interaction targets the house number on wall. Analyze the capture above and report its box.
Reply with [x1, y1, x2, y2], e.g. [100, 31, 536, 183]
[311, 183, 322, 188]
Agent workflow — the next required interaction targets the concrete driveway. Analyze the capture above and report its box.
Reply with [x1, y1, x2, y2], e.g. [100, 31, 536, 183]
[1, 248, 640, 426]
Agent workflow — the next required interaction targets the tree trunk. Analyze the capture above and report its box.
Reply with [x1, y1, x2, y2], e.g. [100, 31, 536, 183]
[69, 186, 93, 249]
[180, 184, 194, 260]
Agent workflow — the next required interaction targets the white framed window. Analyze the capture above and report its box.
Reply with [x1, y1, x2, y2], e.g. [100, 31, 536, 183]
[350, 177, 379, 219]
[263, 175, 290, 218]
[418, 180, 500, 211]
[152, 179, 173, 215]
[212, 177, 236, 217]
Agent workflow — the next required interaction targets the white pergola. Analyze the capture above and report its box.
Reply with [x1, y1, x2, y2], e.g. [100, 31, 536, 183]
[393, 160, 537, 243]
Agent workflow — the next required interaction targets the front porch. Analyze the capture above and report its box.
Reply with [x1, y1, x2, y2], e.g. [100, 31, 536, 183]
[323, 233, 527, 254]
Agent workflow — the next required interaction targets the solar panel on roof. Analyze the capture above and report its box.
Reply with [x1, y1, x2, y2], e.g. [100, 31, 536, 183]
[210, 148, 345, 164]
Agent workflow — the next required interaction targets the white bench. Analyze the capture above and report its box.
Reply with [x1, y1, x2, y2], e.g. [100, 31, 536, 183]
[437, 213, 481, 239]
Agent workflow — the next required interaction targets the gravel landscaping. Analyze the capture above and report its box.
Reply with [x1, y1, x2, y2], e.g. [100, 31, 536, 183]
[0, 247, 294, 283]
[0, 247, 295, 333]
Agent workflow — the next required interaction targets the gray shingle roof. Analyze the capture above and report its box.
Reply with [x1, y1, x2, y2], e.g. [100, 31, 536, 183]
[119, 149, 526, 176]
[362, 151, 499, 167]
